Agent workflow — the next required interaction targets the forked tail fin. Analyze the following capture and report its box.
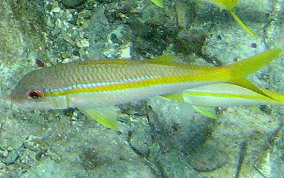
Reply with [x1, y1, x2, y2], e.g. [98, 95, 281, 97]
[226, 49, 282, 79]
[225, 49, 283, 99]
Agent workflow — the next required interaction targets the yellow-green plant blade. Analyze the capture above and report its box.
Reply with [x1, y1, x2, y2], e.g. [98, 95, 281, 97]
[151, 0, 164, 8]
[229, 9, 258, 39]
[211, 0, 258, 39]
[211, 0, 239, 10]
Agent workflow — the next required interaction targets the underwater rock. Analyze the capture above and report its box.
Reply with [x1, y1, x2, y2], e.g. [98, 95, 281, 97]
[128, 117, 153, 158]
[60, 0, 86, 8]
[151, 150, 199, 177]
[175, 1, 196, 29]
[147, 97, 212, 154]
[189, 141, 227, 172]
[173, 30, 207, 55]
[210, 107, 282, 177]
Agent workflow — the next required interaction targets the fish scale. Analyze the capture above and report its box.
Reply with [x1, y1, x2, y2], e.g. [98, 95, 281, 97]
[40, 62, 191, 90]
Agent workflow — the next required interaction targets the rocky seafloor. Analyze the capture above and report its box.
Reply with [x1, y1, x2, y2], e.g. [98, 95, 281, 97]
[0, 0, 284, 177]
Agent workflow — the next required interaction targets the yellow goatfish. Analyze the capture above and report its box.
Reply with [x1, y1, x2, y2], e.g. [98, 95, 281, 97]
[11, 49, 283, 129]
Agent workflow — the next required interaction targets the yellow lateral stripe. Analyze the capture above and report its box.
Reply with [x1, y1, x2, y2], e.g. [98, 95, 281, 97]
[184, 91, 278, 103]
[44, 77, 191, 97]
[44, 73, 223, 97]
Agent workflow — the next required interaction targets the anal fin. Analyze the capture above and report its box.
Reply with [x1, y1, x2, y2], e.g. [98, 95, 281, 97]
[80, 106, 119, 130]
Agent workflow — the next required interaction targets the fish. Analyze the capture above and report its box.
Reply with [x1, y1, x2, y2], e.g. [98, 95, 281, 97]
[11, 49, 283, 129]
[210, 0, 258, 39]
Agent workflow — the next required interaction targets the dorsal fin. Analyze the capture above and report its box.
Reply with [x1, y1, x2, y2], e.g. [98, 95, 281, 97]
[146, 54, 178, 65]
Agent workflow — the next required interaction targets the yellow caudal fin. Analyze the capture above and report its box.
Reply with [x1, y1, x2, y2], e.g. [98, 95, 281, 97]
[226, 49, 282, 95]
[227, 49, 282, 80]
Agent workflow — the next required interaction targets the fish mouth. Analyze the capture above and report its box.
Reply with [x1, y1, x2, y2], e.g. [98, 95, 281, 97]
[10, 89, 25, 104]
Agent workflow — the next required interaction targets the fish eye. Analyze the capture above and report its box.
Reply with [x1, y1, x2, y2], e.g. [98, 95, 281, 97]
[27, 90, 44, 100]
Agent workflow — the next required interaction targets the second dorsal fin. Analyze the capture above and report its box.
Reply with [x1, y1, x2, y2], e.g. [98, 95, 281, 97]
[146, 54, 178, 65]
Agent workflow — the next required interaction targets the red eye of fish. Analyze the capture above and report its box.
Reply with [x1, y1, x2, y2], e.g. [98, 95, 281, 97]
[27, 90, 44, 100]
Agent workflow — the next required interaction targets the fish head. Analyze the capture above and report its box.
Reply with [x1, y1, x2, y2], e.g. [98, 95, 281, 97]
[11, 70, 68, 110]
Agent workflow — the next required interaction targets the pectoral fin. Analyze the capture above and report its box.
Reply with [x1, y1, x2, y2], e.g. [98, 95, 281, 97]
[80, 106, 119, 130]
